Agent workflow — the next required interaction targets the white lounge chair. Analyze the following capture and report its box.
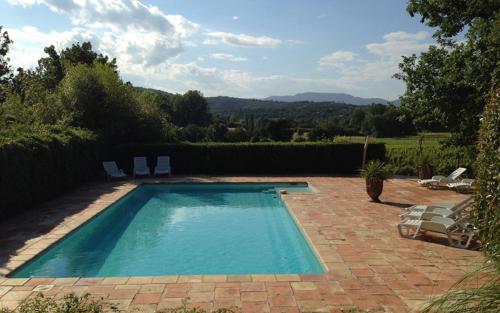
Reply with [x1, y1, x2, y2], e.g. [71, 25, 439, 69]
[403, 196, 473, 213]
[154, 156, 171, 176]
[447, 179, 475, 192]
[418, 167, 466, 187]
[102, 161, 126, 180]
[400, 197, 473, 220]
[133, 156, 151, 177]
[398, 216, 476, 249]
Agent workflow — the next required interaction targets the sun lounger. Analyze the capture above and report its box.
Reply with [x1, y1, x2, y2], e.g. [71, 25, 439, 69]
[403, 196, 473, 213]
[102, 161, 126, 180]
[418, 167, 466, 187]
[154, 156, 171, 176]
[133, 156, 151, 177]
[400, 197, 473, 220]
[397, 216, 476, 249]
[447, 179, 475, 192]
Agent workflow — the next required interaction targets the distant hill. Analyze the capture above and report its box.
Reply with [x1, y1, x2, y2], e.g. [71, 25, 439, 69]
[207, 96, 357, 127]
[135, 86, 173, 97]
[265, 92, 399, 105]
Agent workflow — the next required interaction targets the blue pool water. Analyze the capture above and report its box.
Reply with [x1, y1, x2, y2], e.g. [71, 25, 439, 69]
[12, 183, 324, 277]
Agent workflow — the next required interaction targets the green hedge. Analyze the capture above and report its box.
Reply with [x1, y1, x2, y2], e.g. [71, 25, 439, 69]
[386, 145, 476, 176]
[473, 91, 499, 266]
[111, 142, 386, 174]
[0, 127, 100, 219]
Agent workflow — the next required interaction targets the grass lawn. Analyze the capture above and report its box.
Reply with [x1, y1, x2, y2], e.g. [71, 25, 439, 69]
[333, 132, 450, 149]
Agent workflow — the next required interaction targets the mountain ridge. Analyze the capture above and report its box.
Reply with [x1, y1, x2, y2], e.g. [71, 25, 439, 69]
[264, 92, 399, 105]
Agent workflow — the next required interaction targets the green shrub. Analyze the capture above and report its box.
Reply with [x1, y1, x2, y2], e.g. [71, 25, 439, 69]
[0, 125, 99, 219]
[360, 160, 391, 180]
[0, 293, 107, 313]
[111, 142, 386, 175]
[386, 146, 476, 176]
[473, 90, 500, 265]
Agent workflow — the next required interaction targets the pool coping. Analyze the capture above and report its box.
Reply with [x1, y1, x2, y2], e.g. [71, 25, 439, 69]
[2, 180, 326, 278]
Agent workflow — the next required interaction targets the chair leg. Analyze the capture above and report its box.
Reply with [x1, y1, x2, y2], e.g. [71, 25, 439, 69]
[448, 231, 474, 249]
[398, 224, 420, 239]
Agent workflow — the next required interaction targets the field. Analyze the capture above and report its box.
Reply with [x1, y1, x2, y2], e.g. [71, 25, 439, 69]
[332, 133, 450, 149]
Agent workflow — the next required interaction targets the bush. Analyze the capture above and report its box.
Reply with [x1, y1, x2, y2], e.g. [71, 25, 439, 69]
[110, 142, 385, 175]
[386, 145, 476, 176]
[473, 89, 499, 265]
[0, 293, 107, 313]
[0, 125, 99, 219]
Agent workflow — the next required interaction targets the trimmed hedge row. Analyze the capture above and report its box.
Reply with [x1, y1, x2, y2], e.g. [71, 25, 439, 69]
[0, 127, 100, 219]
[110, 142, 386, 174]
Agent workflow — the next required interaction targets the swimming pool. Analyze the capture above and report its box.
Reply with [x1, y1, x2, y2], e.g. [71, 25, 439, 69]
[12, 183, 324, 277]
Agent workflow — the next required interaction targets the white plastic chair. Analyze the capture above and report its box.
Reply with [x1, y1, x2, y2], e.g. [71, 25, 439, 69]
[418, 167, 467, 187]
[102, 161, 126, 180]
[133, 156, 151, 177]
[154, 156, 171, 176]
[398, 216, 476, 249]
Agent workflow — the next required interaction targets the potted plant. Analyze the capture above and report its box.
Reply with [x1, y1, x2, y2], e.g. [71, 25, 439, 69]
[415, 152, 433, 179]
[360, 160, 390, 202]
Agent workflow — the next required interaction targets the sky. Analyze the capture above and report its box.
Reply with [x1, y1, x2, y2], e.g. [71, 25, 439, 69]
[0, 0, 435, 100]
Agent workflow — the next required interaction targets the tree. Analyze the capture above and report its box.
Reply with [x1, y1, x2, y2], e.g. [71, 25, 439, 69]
[0, 26, 13, 101]
[395, 0, 499, 144]
[36, 42, 117, 90]
[171, 90, 211, 126]
[180, 124, 206, 142]
[262, 118, 293, 141]
[206, 123, 228, 142]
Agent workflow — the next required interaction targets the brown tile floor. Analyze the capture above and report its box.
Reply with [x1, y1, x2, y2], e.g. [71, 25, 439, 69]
[0, 177, 483, 312]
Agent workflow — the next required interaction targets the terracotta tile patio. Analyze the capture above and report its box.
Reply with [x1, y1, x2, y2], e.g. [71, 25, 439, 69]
[0, 176, 483, 312]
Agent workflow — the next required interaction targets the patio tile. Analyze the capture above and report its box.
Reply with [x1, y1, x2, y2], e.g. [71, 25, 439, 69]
[241, 291, 267, 302]
[1, 278, 29, 286]
[139, 284, 165, 293]
[215, 287, 240, 298]
[52, 278, 79, 286]
[132, 292, 161, 304]
[202, 275, 227, 282]
[101, 277, 129, 285]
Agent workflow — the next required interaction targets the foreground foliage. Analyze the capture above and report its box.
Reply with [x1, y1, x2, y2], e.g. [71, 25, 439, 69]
[419, 91, 499, 312]
[473, 90, 500, 265]
[421, 263, 500, 313]
[0, 293, 106, 313]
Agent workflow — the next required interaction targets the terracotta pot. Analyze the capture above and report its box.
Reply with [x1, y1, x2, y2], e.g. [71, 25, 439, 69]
[417, 165, 432, 180]
[366, 177, 383, 202]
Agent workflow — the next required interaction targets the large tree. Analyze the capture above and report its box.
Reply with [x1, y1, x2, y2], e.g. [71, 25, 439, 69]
[36, 42, 116, 90]
[395, 0, 499, 144]
[0, 26, 13, 102]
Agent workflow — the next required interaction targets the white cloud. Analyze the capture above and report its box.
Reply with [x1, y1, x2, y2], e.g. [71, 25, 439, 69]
[317, 31, 431, 85]
[317, 13, 327, 19]
[4, 1, 201, 73]
[232, 16, 239, 20]
[210, 53, 247, 62]
[318, 50, 356, 68]
[8, 0, 199, 38]
[206, 31, 281, 48]
[136, 62, 359, 98]
[366, 31, 429, 59]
